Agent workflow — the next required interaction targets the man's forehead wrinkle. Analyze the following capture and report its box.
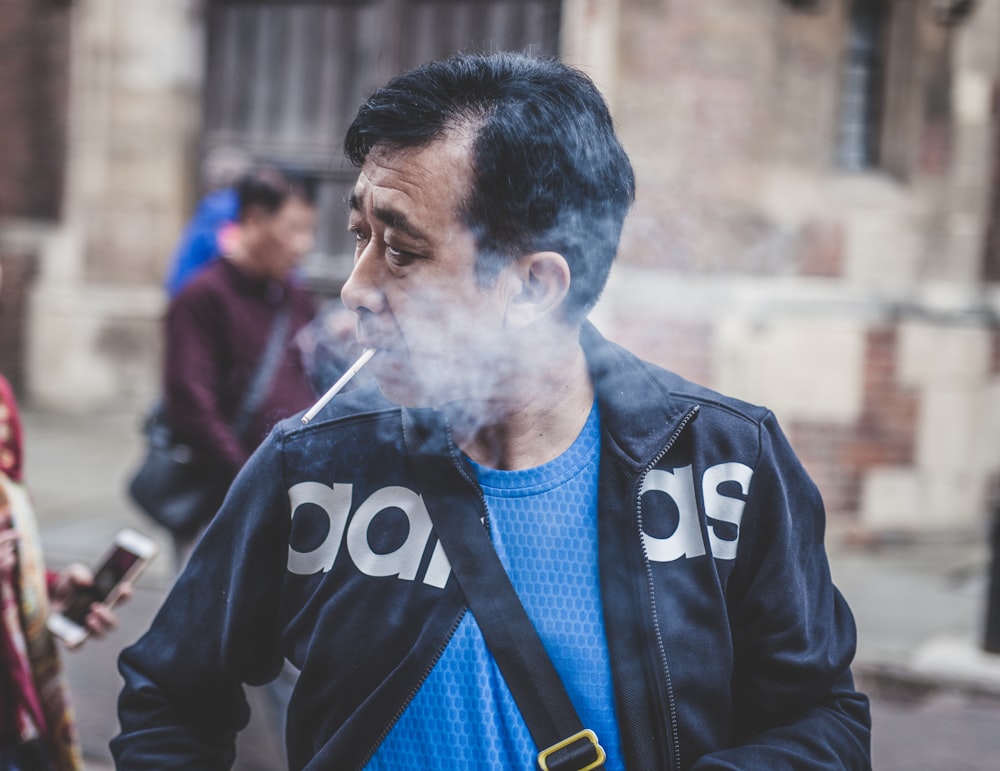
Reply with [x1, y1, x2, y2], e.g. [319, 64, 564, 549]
[348, 175, 429, 247]
[371, 135, 474, 190]
[351, 139, 476, 250]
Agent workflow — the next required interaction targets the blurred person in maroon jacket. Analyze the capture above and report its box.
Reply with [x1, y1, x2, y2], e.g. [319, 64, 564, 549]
[163, 164, 320, 567]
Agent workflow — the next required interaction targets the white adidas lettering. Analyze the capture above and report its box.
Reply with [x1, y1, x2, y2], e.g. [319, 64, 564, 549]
[286, 481, 452, 588]
[640, 463, 754, 562]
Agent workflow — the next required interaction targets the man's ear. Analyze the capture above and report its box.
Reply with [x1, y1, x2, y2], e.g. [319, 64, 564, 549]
[503, 251, 571, 328]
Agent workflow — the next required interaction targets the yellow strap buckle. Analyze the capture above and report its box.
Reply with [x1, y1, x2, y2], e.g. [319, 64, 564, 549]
[537, 728, 606, 771]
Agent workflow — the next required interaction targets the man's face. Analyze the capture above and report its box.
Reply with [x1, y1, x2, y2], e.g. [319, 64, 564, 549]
[242, 196, 316, 282]
[340, 138, 514, 408]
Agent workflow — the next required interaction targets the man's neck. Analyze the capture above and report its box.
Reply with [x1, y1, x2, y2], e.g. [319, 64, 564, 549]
[448, 341, 594, 471]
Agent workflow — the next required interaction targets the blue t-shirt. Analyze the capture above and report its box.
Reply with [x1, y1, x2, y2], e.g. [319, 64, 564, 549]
[366, 403, 624, 769]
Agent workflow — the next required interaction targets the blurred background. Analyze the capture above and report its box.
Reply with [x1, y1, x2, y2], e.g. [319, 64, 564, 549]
[2, 0, 1000, 768]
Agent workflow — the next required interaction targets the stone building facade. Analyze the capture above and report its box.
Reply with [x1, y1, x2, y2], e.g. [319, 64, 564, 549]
[589, 0, 1000, 534]
[1, 0, 999, 536]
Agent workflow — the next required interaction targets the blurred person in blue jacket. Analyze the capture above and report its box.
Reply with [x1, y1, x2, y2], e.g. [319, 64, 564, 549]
[164, 147, 252, 298]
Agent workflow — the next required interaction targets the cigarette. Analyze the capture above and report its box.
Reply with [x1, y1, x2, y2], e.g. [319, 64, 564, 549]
[301, 348, 376, 425]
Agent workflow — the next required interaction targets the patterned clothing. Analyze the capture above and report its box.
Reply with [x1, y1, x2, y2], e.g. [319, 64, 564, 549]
[0, 375, 82, 769]
[0, 379, 23, 484]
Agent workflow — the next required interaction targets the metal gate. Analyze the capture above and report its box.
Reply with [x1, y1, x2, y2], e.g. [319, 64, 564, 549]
[202, 0, 561, 288]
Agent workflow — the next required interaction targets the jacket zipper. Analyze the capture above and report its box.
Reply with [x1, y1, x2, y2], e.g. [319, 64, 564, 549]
[633, 405, 699, 771]
[354, 607, 467, 770]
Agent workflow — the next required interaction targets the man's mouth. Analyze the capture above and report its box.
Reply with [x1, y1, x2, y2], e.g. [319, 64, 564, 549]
[357, 331, 401, 356]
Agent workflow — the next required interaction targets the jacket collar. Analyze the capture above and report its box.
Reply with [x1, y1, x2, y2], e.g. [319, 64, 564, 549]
[580, 322, 693, 469]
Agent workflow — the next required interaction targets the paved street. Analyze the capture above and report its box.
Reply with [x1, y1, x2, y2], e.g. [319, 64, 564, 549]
[19, 407, 1000, 769]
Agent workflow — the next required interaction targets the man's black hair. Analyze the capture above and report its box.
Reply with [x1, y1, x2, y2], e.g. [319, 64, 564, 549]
[344, 51, 636, 321]
[235, 163, 318, 220]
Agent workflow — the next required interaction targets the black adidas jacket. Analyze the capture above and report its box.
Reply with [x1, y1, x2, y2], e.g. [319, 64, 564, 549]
[113, 324, 871, 770]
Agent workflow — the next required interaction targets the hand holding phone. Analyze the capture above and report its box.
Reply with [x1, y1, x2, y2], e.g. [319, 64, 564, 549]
[46, 527, 158, 648]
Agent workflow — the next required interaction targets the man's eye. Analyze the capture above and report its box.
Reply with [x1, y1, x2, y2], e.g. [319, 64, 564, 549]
[386, 244, 413, 265]
[350, 227, 370, 246]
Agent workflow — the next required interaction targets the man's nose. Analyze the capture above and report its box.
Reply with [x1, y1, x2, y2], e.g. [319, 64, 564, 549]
[340, 244, 384, 315]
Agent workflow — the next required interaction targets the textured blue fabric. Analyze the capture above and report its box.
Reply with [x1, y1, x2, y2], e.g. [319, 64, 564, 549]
[366, 403, 624, 769]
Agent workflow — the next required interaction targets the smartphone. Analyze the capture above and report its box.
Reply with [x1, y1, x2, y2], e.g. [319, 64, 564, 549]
[46, 527, 158, 647]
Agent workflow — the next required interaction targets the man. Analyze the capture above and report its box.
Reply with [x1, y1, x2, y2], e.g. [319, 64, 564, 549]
[113, 53, 871, 769]
[161, 164, 319, 564]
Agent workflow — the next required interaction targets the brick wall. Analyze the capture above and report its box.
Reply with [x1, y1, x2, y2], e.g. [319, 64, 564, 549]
[600, 0, 1000, 533]
[789, 325, 920, 520]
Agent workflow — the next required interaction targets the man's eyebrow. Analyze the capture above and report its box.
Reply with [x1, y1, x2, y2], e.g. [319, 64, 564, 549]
[373, 205, 428, 243]
[345, 191, 429, 243]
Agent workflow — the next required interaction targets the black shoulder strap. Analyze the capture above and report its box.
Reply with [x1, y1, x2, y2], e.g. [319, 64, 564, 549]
[425, 487, 607, 771]
[231, 304, 292, 441]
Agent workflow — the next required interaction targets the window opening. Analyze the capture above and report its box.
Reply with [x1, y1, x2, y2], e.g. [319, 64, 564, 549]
[835, 0, 889, 169]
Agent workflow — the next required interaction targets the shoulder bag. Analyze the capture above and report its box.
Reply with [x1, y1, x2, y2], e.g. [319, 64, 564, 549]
[127, 306, 292, 535]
